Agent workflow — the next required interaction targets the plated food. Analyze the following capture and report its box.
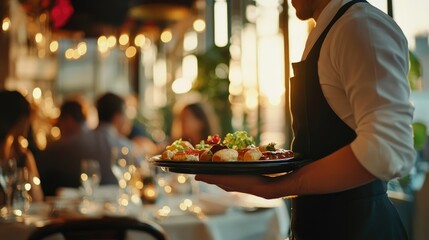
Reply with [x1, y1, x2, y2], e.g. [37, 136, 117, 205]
[160, 131, 294, 162]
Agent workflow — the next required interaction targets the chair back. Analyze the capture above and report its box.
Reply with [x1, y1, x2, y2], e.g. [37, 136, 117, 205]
[27, 216, 168, 240]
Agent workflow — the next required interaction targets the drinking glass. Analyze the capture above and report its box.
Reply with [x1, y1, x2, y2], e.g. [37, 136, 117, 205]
[0, 158, 17, 222]
[111, 146, 136, 189]
[80, 159, 101, 201]
[111, 146, 140, 213]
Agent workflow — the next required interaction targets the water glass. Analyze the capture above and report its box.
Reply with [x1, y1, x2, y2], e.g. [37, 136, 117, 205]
[0, 158, 17, 222]
[80, 159, 101, 200]
[111, 146, 141, 213]
[13, 167, 31, 220]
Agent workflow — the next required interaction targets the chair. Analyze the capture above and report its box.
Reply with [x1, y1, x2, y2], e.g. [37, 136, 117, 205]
[27, 216, 168, 240]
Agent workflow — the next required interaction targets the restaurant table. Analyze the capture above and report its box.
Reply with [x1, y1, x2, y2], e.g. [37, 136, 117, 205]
[0, 186, 290, 240]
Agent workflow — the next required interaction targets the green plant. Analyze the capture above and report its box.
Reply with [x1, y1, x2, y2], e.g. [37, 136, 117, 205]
[408, 50, 421, 91]
[193, 46, 233, 136]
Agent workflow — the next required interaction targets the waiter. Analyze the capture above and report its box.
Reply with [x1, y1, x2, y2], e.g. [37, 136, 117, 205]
[196, 0, 415, 239]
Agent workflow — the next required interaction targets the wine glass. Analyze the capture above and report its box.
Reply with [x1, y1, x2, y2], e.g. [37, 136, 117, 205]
[111, 146, 136, 188]
[111, 146, 140, 213]
[80, 159, 101, 201]
[0, 158, 17, 222]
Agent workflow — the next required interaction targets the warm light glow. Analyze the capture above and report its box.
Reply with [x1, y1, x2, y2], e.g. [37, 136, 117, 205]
[135, 181, 143, 189]
[119, 34, 129, 46]
[35, 33, 43, 44]
[119, 179, 127, 188]
[120, 198, 129, 206]
[107, 35, 117, 48]
[215, 63, 228, 79]
[124, 172, 131, 181]
[160, 30, 173, 43]
[24, 183, 32, 191]
[177, 175, 187, 184]
[32, 87, 42, 100]
[49, 41, 59, 52]
[164, 185, 172, 194]
[255, 0, 280, 36]
[229, 44, 241, 60]
[97, 36, 109, 53]
[97, 36, 107, 46]
[157, 178, 166, 187]
[179, 202, 187, 211]
[33, 176, 41, 186]
[245, 89, 259, 109]
[157, 206, 171, 217]
[193, 19, 206, 32]
[81, 173, 88, 181]
[121, 146, 129, 155]
[214, 0, 229, 47]
[77, 42, 87, 56]
[131, 194, 141, 204]
[18, 136, 29, 149]
[2, 17, 11, 31]
[72, 49, 80, 59]
[51, 126, 61, 139]
[14, 210, 23, 217]
[143, 186, 156, 199]
[36, 130, 47, 150]
[172, 78, 192, 94]
[125, 46, 137, 58]
[154, 58, 167, 87]
[118, 158, 127, 168]
[241, 24, 258, 89]
[229, 51, 243, 95]
[134, 34, 146, 47]
[65, 48, 74, 59]
[258, 34, 285, 105]
[184, 31, 198, 52]
[182, 54, 198, 81]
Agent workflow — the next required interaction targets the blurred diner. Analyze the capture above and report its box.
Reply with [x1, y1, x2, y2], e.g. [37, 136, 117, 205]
[55, 97, 90, 140]
[170, 97, 221, 146]
[37, 92, 139, 196]
[0, 90, 44, 206]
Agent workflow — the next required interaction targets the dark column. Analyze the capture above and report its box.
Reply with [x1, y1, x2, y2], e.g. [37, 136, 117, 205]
[387, 0, 393, 18]
[0, 0, 10, 89]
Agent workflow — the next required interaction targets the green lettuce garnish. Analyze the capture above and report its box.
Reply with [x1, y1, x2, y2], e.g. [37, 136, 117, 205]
[223, 131, 255, 149]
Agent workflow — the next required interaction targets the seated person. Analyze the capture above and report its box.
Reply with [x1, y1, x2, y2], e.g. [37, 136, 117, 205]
[37, 92, 136, 196]
[171, 101, 221, 146]
[0, 90, 44, 203]
[56, 98, 90, 140]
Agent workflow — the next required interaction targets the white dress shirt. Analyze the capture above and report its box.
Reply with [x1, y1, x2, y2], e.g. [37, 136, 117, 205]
[300, 0, 416, 180]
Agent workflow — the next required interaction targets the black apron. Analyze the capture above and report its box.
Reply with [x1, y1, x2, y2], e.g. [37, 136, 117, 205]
[289, 1, 408, 239]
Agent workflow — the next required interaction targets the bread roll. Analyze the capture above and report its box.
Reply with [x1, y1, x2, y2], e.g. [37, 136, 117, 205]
[242, 148, 262, 161]
[212, 149, 238, 162]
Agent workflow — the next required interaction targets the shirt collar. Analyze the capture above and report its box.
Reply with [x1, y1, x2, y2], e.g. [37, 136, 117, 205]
[302, 0, 353, 60]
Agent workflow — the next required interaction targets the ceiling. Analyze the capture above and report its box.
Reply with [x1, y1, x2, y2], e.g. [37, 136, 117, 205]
[50, 0, 197, 37]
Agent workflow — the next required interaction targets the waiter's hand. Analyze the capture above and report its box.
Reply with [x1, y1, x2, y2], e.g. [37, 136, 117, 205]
[195, 174, 292, 199]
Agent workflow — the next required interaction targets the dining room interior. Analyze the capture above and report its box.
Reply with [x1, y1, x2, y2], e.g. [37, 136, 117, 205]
[1, 0, 429, 239]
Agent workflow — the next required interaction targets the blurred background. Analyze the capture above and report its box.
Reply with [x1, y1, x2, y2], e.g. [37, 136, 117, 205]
[1, 0, 429, 238]
[1, 0, 428, 149]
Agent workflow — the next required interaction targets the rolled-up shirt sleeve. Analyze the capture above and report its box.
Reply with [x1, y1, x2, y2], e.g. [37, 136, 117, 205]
[321, 6, 416, 180]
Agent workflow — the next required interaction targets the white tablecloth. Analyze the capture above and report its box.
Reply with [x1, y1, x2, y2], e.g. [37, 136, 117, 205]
[0, 189, 289, 240]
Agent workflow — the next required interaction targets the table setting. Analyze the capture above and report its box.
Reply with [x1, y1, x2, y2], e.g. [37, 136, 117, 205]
[0, 169, 289, 240]
[0, 132, 298, 240]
